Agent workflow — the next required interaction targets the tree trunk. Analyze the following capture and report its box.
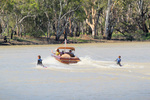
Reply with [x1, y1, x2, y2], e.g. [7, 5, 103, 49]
[11, 29, 13, 39]
[45, 12, 51, 40]
[1, 18, 6, 34]
[47, 21, 51, 42]
[76, 22, 80, 36]
[142, 21, 148, 33]
[20, 26, 22, 37]
[95, 8, 103, 36]
[83, 1, 97, 37]
[104, 0, 112, 40]
[47, 22, 50, 38]
[138, 0, 148, 33]
[69, 17, 73, 37]
[64, 28, 67, 40]
[91, 25, 96, 37]
[0, 24, 2, 34]
[107, 26, 113, 40]
[55, 35, 59, 41]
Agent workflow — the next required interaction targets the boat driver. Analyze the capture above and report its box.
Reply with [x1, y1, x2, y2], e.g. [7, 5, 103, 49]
[69, 50, 75, 57]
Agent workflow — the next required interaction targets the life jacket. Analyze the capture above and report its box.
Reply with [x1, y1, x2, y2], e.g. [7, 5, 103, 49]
[37, 59, 42, 65]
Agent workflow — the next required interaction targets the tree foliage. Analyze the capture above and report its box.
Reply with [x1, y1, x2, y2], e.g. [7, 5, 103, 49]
[0, 0, 150, 41]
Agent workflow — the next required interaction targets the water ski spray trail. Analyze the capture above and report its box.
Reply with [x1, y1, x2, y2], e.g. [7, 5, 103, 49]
[35, 56, 144, 71]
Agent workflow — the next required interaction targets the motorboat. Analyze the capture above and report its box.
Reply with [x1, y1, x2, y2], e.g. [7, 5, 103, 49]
[51, 47, 80, 64]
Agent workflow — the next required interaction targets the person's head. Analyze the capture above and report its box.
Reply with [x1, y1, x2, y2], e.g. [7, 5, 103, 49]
[118, 56, 121, 58]
[38, 55, 41, 59]
[57, 49, 59, 52]
[69, 50, 72, 53]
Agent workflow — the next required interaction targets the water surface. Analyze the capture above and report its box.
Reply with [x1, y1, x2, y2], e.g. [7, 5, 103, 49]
[0, 42, 150, 100]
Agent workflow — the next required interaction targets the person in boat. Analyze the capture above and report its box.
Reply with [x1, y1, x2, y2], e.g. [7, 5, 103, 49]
[115, 56, 122, 66]
[69, 50, 75, 57]
[60, 50, 64, 56]
[56, 49, 60, 56]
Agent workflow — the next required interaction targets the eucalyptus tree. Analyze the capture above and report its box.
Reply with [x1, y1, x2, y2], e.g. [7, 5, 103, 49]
[0, 0, 38, 38]
[113, 0, 149, 40]
[31, 0, 54, 39]
[136, 0, 149, 33]
[12, 0, 38, 36]
[82, 0, 106, 37]
[50, 0, 81, 41]
[0, 0, 14, 35]
[104, 0, 112, 40]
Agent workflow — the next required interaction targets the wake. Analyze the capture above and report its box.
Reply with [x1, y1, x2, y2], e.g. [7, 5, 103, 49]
[34, 56, 142, 71]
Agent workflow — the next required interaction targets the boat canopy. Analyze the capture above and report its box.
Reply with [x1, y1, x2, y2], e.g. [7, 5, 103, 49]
[57, 47, 75, 51]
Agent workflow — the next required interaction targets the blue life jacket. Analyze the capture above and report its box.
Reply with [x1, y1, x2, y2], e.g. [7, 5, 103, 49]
[37, 59, 42, 65]
[117, 58, 121, 63]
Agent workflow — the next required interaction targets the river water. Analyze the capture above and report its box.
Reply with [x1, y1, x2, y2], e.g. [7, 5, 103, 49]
[0, 42, 150, 100]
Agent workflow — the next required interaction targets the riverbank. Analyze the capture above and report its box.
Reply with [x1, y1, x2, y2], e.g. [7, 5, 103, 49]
[0, 35, 150, 46]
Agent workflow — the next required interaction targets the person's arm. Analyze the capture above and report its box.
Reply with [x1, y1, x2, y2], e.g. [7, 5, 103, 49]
[51, 50, 54, 54]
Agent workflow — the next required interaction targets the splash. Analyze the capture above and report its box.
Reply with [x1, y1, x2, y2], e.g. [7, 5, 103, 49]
[36, 56, 72, 70]
[35, 56, 144, 71]
[35, 56, 118, 70]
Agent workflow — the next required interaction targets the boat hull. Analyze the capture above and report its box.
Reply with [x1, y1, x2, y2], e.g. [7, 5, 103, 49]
[51, 54, 80, 64]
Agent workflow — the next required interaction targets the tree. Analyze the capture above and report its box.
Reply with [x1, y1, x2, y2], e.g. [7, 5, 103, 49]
[114, 0, 149, 40]
[104, 0, 112, 40]
[51, 0, 80, 41]
[82, 0, 102, 37]
[136, 0, 149, 33]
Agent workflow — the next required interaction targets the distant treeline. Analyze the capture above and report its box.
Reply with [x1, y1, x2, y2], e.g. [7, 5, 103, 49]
[0, 0, 150, 41]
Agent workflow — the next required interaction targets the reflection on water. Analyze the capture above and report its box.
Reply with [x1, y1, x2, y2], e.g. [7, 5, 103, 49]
[0, 42, 150, 100]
